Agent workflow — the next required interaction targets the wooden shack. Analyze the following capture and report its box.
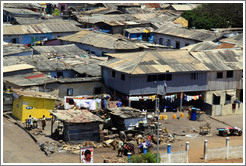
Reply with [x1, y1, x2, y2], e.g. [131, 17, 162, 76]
[50, 109, 103, 142]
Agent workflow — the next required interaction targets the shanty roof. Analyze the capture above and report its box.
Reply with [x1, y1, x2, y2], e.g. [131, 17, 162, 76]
[83, 7, 122, 14]
[3, 3, 44, 9]
[4, 72, 59, 87]
[102, 49, 243, 74]
[3, 64, 35, 73]
[219, 34, 243, 47]
[50, 109, 103, 123]
[32, 44, 87, 55]
[3, 52, 105, 77]
[181, 41, 220, 52]
[108, 107, 144, 119]
[171, 4, 201, 11]
[124, 27, 154, 33]
[101, 50, 210, 75]
[3, 7, 41, 15]
[155, 25, 222, 42]
[190, 50, 243, 71]
[59, 30, 140, 50]
[3, 43, 33, 56]
[101, 20, 144, 26]
[3, 22, 81, 35]
[11, 88, 58, 100]
[14, 17, 82, 25]
[145, 3, 161, 8]
[76, 14, 136, 24]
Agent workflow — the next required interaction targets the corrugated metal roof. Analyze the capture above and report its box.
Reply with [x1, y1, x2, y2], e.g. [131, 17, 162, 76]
[102, 50, 209, 74]
[216, 43, 236, 49]
[3, 7, 40, 15]
[3, 43, 33, 56]
[50, 109, 103, 123]
[33, 44, 87, 55]
[4, 3, 44, 9]
[59, 30, 140, 50]
[155, 25, 222, 42]
[181, 41, 220, 52]
[102, 49, 243, 74]
[11, 88, 58, 100]
[108, 107, 144, 119]
[3, 64, 35, 73]
[4, 72, 59, 86]
[219, 34, 243, 47]
[3, 22, 81, 35]
[190, 50, 243, 71]
[124, 27, 154, 33]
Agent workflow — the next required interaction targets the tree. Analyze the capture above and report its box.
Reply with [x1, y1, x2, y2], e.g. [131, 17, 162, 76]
[181, 3, 243, 29]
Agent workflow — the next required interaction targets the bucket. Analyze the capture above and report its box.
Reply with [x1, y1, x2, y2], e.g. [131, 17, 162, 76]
[143, 148, 147, 154]
[180, 113, 184, 118]
[173, 114, 176, 119]
[159, 115, 164, 120]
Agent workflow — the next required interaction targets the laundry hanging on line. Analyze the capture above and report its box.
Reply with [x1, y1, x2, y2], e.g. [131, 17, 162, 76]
[185, 94, 202, 102]
[163, 94, 177, 102]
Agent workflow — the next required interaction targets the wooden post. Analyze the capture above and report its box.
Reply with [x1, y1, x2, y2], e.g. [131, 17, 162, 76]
[51, 115, 54, 136]
[180, 92, 183, 112]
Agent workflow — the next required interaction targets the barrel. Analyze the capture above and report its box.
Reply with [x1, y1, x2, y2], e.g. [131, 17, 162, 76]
[190, 108, 197, 121]
[180, 113, 184, 118]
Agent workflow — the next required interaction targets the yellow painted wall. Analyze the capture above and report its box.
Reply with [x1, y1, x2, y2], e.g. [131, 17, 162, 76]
[12, 96, 23, 121]
[13, 96, 55, 122]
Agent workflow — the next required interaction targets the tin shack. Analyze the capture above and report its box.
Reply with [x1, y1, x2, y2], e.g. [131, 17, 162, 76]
[50, 109, 103, 142]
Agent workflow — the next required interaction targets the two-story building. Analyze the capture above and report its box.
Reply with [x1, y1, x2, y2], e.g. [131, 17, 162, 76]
[100, 49, 243, 116]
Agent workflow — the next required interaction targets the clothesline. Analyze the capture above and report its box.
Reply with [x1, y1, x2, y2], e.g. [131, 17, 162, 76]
[184, 94, 202, 102]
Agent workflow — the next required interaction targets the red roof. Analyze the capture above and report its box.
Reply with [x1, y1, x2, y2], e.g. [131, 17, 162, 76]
[25, 74, 44, 79]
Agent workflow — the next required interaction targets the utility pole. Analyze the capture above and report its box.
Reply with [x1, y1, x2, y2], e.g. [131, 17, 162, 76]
[157, 81, 167, 163]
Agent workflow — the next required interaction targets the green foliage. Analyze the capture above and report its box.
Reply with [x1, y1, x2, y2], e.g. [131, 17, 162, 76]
[53, 8, 60, 16]
[130, 151, 161, 163]
[181, 3, 243, 29]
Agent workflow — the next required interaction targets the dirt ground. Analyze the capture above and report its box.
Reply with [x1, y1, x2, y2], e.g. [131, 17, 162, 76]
[3, 111, 244, 163]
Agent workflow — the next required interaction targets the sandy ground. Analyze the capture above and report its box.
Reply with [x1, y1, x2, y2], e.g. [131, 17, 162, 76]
[3, 111, 244, 163]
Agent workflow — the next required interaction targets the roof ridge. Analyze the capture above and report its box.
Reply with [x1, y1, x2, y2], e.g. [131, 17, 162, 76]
[129, 51, 148, 75]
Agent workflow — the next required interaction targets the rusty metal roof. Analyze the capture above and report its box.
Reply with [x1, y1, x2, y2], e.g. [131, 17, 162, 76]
[219, 34, 243, 47]
[50, 109, 103, 123]
[3, 22, 82, 35]
[59, 30, 140, 50]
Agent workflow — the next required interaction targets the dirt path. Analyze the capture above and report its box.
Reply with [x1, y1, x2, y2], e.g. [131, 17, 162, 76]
[3, 117, 51, 163]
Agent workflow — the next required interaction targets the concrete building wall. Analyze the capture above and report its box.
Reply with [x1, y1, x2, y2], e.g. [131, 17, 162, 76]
[205, 90, 243, 116]
[153, 33, 197, 48]
[206, 146, 243, 161]
[57, 81, 103, 98]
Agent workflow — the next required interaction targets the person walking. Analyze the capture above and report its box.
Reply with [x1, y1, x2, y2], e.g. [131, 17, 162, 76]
[41, 115, 46, 130]
[28, 115, 32, 130]
[117, 140, 124, 157]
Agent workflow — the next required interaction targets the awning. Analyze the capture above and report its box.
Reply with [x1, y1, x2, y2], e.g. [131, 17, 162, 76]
[213, 92, 222, 96]
[226, 90, 235, 96]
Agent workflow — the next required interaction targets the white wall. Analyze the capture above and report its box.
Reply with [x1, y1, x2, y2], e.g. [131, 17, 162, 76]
[153, 33, 197, 48]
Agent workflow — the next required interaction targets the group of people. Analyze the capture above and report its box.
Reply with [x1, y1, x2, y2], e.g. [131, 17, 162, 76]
[28, 115, 46, 131]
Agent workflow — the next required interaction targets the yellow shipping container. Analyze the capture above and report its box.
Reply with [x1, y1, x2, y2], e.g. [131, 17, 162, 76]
[12, 89, 57, 122]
